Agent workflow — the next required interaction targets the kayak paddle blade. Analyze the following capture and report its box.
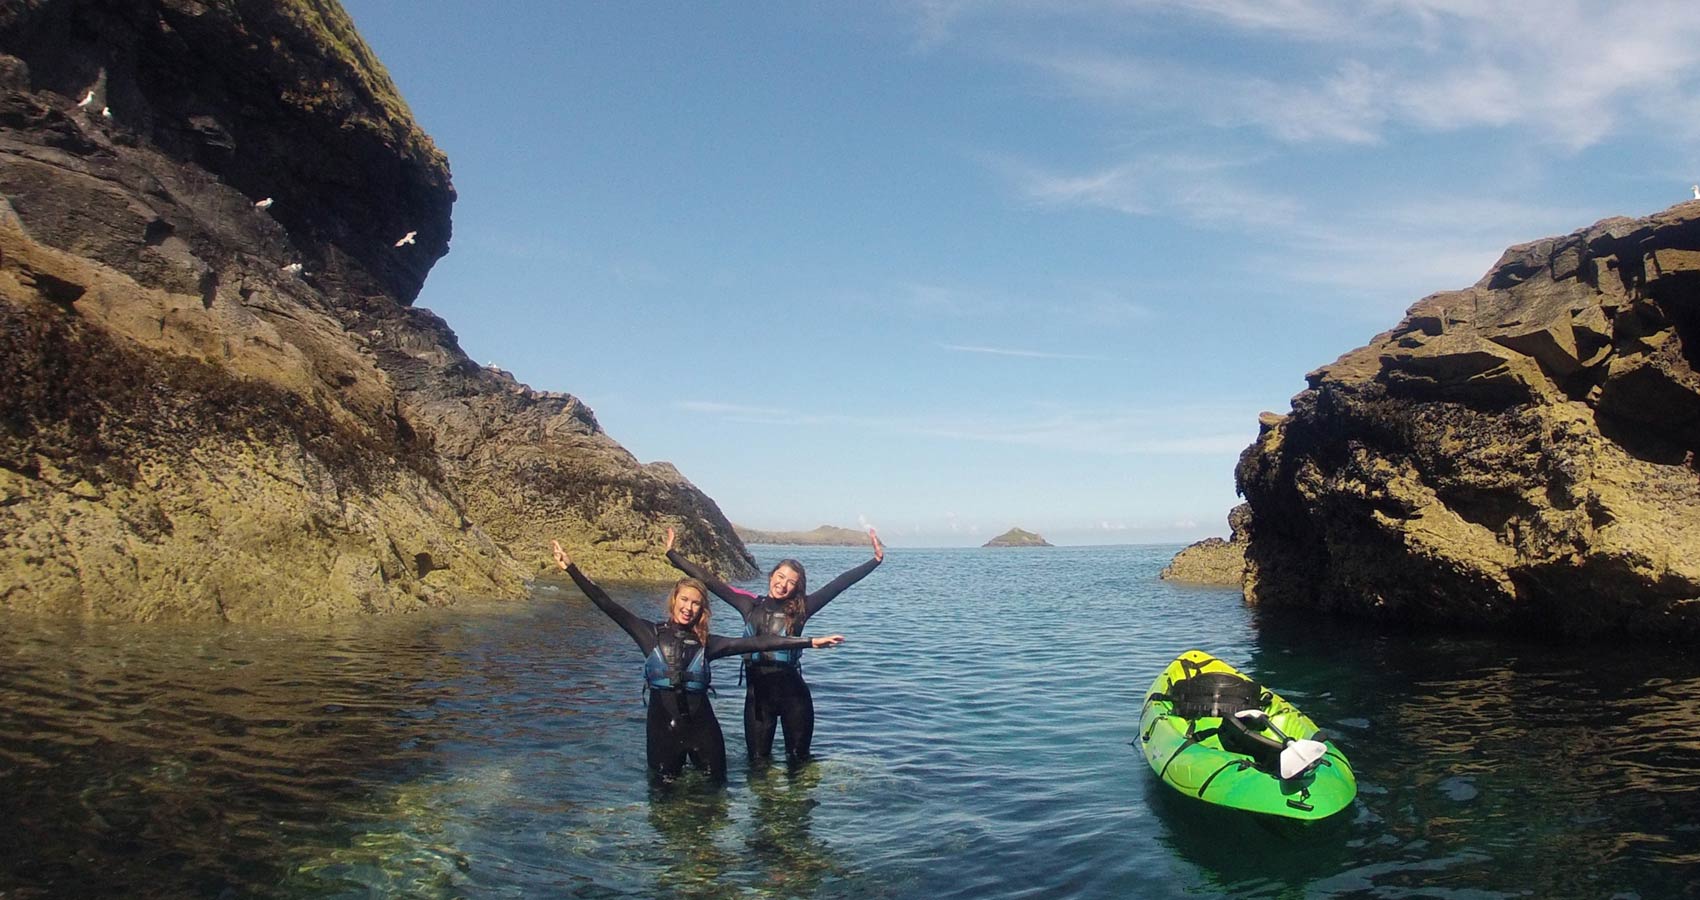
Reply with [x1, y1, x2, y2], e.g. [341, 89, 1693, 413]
[1280, 739, 1328, 779]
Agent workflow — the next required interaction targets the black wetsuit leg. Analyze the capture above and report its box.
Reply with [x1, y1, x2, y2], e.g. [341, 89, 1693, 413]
[646, 691, 727, 782]
[778, 670, 815, 760]
[744, 670, 782, 760]
[747, 666, 814, 761]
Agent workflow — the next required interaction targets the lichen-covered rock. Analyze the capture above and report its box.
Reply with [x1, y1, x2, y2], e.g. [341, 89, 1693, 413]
[0, 1, 751, 621]
[1237, 204, 1700, 639]
[1159, 538, 1245, 587]
[1161, 504, 1249, 587]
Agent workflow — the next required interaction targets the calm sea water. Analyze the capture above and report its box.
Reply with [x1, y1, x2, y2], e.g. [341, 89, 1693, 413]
[3, 544, 1698, 899]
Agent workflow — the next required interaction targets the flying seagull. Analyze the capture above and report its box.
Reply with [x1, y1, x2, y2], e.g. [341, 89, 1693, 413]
[77, 90, 95, 108]
[254, 197, 274, 210]
[394, 231, 417, 247]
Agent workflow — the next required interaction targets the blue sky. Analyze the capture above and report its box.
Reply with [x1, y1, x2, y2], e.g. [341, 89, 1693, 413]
[342, 1, 1700, 547]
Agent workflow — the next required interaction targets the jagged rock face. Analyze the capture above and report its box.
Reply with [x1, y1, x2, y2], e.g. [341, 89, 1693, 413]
[0, 0, 752, 621]
[1237, 205, 1700, 639]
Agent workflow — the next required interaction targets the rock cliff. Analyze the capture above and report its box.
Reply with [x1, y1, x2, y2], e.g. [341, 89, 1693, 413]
[1237, 203, 1700, 639]
[0, 0, 752, 621]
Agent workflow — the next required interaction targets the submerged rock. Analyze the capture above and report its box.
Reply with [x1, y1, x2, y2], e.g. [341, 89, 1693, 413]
[1236, 204, 1700, 639]
[0, 1, 751, 622]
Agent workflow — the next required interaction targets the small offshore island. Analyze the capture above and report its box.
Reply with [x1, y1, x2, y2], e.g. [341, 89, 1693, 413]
[983, 528, 1052, 548]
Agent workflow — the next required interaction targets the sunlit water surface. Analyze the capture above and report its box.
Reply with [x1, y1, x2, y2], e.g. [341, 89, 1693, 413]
[3, 545, 1698, 898]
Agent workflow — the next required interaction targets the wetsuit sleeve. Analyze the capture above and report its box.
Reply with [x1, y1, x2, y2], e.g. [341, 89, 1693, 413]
[666, 548, 758, 617]
[802, 556, 882, 619]
[566, 564, 657, 654]
[704, 632, 814, 661]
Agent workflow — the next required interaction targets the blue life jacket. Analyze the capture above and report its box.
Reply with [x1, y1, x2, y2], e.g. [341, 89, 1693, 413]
[742, 600, 800, 668]
[644, 623, 709, 693]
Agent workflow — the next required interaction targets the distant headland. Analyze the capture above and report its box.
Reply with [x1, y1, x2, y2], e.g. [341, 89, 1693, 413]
[735, 524, 869, 546]
[983, 528, 1052, 548]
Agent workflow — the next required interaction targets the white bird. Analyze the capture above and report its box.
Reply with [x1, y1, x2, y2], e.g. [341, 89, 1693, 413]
[1691, 184, 1698, 201]
[254, 197, 274, 210]
[76, 90, 95, 108]
[100, 106, 111, 118]
[282, 263, 303, 275]
[394, 231, 417, 247]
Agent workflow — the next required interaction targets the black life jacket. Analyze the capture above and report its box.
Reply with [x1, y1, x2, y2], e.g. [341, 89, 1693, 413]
[643, 622, 709, 693]
[742, 599, 800, 668]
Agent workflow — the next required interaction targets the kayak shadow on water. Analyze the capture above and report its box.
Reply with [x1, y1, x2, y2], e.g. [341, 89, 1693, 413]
[1145, 776, 1356, 896]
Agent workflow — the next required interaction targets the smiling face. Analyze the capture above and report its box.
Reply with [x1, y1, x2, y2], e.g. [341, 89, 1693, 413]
[768, 563, 802, 600]
[670, 585, 705, 626]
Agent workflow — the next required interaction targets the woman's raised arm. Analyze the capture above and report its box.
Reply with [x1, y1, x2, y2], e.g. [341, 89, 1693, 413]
[664, 526, 758, 616]
[802, 528, 884, 619]
[554, 539, 655, 652]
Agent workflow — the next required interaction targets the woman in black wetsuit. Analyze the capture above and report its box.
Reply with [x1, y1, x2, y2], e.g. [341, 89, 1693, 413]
[552, 540, 845, 783]
[664, 527, 882, 763]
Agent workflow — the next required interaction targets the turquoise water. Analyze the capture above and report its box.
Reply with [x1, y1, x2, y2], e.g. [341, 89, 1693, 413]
[3, 544, 1698, 899]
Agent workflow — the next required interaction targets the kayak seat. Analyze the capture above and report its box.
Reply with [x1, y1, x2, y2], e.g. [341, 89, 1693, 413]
[1161, 672, 1264, 720]
[1220, 709, 1286, 771]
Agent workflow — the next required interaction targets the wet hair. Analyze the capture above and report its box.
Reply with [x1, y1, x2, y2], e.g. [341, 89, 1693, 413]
[668, 577, 711, 644]
[770, 559, 807, 624]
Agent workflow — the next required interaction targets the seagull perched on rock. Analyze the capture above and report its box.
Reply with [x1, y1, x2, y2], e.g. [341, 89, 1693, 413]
[76, 90, 95, 108]
[254, 197, 274, 210]
[282, 263, 303, 275]
[394, 231, 417, 247]
[1691, 184, 1698, 201]
[100, 106, 111, 118]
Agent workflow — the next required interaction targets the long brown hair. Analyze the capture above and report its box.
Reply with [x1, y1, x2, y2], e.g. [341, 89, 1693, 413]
[668, 577, 711, 644]
[771, 559, 807, 627]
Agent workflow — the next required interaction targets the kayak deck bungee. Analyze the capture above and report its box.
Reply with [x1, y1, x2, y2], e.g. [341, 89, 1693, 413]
[1137, 649, 1356, 821]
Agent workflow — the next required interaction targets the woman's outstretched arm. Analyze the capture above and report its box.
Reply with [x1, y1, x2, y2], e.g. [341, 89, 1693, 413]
[554, 539, 655, 653]
[663, 526, 758, 617]
[802, 529, 884, 619]
[705, 632, 844, 662]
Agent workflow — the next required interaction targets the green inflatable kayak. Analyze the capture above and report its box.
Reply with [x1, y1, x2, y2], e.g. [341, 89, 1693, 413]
[1137, 649, 1356, 821]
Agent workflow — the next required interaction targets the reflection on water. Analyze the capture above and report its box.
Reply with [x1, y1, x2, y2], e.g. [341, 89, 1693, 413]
[745, 762, 850, 897]
[2, 546, 1699, 899]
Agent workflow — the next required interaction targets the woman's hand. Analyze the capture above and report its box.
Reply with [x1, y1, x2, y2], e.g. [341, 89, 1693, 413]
[664, 526, 675, 553]
[869, 528, 884, 562]
[550, 539, 571, 571]
[810, 634, 845, 648]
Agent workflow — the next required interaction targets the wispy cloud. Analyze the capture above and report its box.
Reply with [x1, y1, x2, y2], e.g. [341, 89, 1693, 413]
[910, 0, 1700, 149]
[681, 397, 1260, 455]
[941, 343, 1104, 360]
[675, 401, 798, 423]
[1000, 151, 1305, 231]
